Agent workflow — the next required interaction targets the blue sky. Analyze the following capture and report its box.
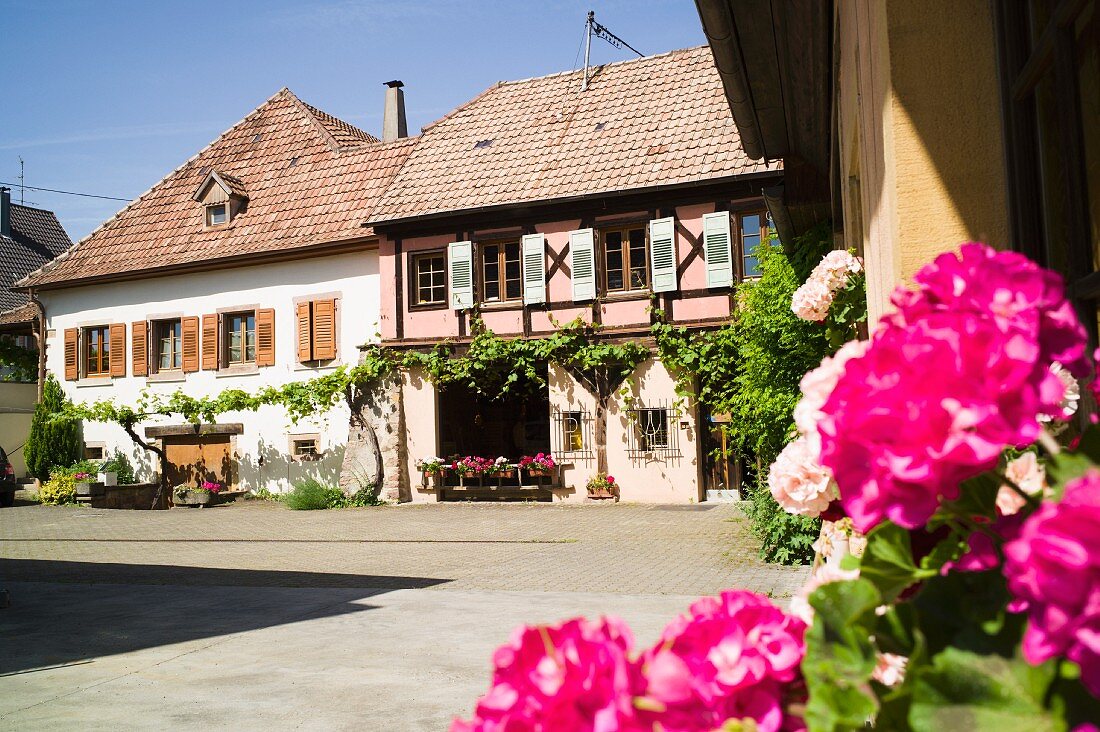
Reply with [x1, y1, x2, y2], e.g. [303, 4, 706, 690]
[0, 0, 707, 242]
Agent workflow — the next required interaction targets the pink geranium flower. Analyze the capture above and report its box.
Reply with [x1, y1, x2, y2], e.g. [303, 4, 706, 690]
[888, 242, 1090, 382]
[635, 590, 807, 732]
[1004, 471, 1100, 698]
[767, 436, 838, 518]
[818, 311, 1048, 532]
[452, 617, 640, 731]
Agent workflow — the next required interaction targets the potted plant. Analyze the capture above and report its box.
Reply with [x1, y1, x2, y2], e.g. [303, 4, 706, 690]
[586, 474, 619, 501]
[416, 456, 446, 477]
[519, 453, 556, 478]
[175, 480, 223, 507]
[452, 456, 492, 483]
[489, 457, 515, 479]
[73, 471, 99, 498]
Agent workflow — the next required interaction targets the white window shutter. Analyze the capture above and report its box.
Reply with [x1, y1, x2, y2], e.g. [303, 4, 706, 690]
[703, 211, 734, 288]
[648, 217, 678, 293]
[522, 234, 546, 305]
[569, 228, 597, 302]
[449, 240, 474, 309]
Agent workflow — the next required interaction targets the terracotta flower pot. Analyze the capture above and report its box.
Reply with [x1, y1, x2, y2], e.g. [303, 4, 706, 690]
[527, 468, 551, 478]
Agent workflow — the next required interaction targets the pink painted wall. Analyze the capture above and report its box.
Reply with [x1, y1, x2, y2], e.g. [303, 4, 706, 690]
[381, 198, 764, 342]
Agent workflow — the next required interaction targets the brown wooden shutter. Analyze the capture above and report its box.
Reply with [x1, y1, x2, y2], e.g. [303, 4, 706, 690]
[256, 308, 276, 367]
[109, 323, 127, 377]
[131, 321, 148, 377]
[63, 328, 79, 380]
[202, 314, 219, 370]
[312, 299, 337, 361]
[181, 316, 200, 372]
[296, 302, 312, 363]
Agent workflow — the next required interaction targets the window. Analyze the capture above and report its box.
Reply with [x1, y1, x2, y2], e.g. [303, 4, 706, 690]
[563, 411, 584, 451]
[291, 436, 320, 460]
[154, 319, 182, 371]
[481, 241, 522, 302]
[995, 1, 1099, 342]
[225, 312, 256, 365]
[602, 226, 648, 292]
[638, 408, 670, 450]
[84, 325, 111, 377]
[626, 404, 681, 456]
[413, 252, 446, 305]
[206, 204, 228, 227]
[740, 212, 768, 278]
[296, 299, 337, 363]
[83, 444, 105, 460]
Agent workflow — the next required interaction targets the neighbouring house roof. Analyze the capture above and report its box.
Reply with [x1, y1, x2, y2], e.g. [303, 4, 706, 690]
[365, 45, 779, 225]
[1, 203, 73, 314]
[19, 89, 413, 289]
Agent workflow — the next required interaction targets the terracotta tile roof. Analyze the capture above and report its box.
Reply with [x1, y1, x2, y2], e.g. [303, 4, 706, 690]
[366, 46, 779, 224]
[1, 204, 73, 310]
[20, 89, 412, 288]
[0, 302, 37, 326]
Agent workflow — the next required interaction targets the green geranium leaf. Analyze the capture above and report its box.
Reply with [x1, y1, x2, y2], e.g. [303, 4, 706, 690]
[860, 523, 936, 602]
[803, 578, 881, 731]
[909, 648, 1060, 732]
[1047, 424, 1100, 499]
[940, 471, 1000, 521]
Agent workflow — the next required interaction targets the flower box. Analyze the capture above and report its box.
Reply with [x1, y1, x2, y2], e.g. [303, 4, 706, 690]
[174, 488, 213, 506]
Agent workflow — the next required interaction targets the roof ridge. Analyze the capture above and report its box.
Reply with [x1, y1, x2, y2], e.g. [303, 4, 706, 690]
[417, 45, 709, 134]
[499, 44, 708, 87]
[9, 202, 59, 216]
[18, 87, 299, 288]
[297, 97, 381, 147]
[420, 82, 504, 133]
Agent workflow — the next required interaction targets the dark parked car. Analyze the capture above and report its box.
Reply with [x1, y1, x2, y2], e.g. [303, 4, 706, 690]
[0, 447, 17, 507]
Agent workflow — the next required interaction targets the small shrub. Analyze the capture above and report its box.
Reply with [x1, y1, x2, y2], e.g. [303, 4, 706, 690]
[741, 479, 819, 565]
[39, 470, 77, 505]
[284, 479, 345, 510]
[344, 486, 383, 507]
[99, 450, 136, 484]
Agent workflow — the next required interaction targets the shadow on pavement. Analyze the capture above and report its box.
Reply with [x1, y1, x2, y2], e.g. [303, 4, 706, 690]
[0, 559, 451, 675]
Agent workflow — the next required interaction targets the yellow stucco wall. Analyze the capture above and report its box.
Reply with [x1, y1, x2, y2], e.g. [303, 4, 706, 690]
[837, 0, 1011, 323]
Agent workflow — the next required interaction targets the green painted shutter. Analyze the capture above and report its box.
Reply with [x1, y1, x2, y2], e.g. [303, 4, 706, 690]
[703, 211, 733, 288]
[449, 240, 474, 309]
[522, 234, 546, 305]
[648, 217, 677, 293]
[569, 228, 596, 302]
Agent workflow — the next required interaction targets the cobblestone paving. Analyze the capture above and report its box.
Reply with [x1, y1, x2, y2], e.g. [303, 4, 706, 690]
[0, 500, 808, 597]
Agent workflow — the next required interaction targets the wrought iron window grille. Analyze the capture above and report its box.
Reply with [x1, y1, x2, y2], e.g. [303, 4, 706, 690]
[626, 402, 681, 457]
[550, 407, 594, 458]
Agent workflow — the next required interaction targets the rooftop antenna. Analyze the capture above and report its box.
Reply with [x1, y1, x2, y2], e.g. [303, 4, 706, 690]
[582, 10, 644, 91]
[17, 157, 25, 205]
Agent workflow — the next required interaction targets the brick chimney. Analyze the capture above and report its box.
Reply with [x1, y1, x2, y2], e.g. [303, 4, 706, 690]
[382, 80, 408, 142]
[0, 187, 10, 238]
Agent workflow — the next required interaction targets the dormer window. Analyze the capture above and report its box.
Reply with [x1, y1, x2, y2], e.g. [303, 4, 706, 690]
[193, 169, 247, 230]
[206, 204, 228, 227]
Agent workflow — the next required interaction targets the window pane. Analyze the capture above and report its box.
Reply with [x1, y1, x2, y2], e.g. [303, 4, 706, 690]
[505, 243, 522, 300]
[245, 318, 256, 362]
[605, 232, 624, 290]
[628, 229, 647, 289]
[564, 411, 584, 451]
[741, 214, 761, 237]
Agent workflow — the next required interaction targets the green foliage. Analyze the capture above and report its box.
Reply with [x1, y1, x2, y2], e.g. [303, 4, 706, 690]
[39, 467, 79, 505]
[283, 479, 345, 510]
[803, 578, 882, 730]
[800, 474, 1100, 731]
[741, 483, 821, 565]
[24, 374, 82, 481]
[98, 449, 136, 484]
[784, 221, 835, 282]
[282, 479, 381, 509]
[247, 487, 282, 502]
[0, 335, 37, 382]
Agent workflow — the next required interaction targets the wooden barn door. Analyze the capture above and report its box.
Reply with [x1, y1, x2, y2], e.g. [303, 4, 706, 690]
[163, 435, 235, 489]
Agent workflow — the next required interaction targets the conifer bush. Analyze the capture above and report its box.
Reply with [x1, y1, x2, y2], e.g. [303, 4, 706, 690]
[23, 374, 81, 481]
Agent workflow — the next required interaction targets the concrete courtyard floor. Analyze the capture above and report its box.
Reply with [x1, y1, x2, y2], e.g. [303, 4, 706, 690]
[0, 500, 809, 731]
